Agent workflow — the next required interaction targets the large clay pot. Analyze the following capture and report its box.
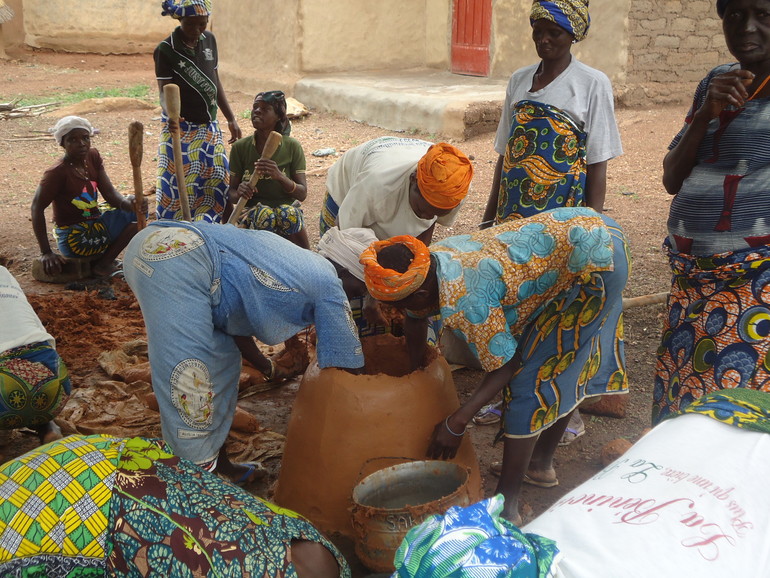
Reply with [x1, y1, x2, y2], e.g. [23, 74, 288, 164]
[273, 334, 482, 539]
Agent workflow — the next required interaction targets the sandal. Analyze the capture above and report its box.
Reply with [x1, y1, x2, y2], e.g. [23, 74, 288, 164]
[488, 462, 559, 487]
[523, 471, 559, 488]
[225, 462, 267, 487]
[559, 413, 586, 447]
[473, 401, 502, 426]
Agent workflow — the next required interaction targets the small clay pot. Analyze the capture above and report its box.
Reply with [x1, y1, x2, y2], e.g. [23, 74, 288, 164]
[273, 334, 482, 538]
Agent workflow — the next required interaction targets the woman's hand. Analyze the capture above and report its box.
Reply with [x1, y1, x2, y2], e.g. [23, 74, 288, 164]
[426, 415, 466, 460]
[227, 119, 242, 143]
[122, 195, 148, 215]
[254, 158, 283, 181]
[236, 180, 256, 200]
[167, 116, 184, 133]
[40, 252, 67, 276]
[362, 295, 389, 327]
[700, 69, 755, 119]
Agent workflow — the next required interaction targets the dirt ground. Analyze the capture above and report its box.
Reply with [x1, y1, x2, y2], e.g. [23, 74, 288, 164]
[0, 48, 682, 573]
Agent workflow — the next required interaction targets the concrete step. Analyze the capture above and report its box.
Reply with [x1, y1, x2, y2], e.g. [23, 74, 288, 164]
[294, 69, 507, 141]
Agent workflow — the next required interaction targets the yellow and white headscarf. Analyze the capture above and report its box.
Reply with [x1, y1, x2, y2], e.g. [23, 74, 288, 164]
[530, 0, 590, 42]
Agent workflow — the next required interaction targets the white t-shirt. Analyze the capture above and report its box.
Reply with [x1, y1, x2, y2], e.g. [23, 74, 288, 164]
[524, 414, 770, 578]
[494, 58, 623, 166]
[0, 266, 54, 353]
[325, 136, 463, 240]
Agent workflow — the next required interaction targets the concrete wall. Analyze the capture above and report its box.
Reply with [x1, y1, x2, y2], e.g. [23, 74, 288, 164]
[4, 0, 737, 106]
[1, 0, 24, 48]
[21, 0, 167, 53]
[213, 0, 303, 95]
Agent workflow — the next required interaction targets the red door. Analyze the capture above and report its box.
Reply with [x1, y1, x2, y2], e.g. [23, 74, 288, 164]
[451, 0, 492, 77]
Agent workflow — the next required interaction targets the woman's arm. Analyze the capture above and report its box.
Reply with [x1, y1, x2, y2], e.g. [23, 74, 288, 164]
[214, 70, 242, 143]
[31, 183, 67, 275]
[97, 164, 139, 215]
[416, 223, 436, 246]
[404, 314, 429, 372]
[585, 160, 607, 212]
[662, 69, 754, 195]
[426, 354, 520, 460]
[253, 159, 308, 202]
[481, 154, 504, 228]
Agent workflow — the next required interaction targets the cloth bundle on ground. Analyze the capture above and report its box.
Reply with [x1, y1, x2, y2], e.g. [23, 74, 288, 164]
[393, 389, 770, 577]
[393, 494, 561, 577]
[525, 388, 770, 577]
[0, 435, 349, 577]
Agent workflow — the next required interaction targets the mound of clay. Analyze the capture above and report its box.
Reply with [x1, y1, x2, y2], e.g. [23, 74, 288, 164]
[52, 97, 155, 117]
[582, 393, 628, 418]
[601, 438, 633, 466]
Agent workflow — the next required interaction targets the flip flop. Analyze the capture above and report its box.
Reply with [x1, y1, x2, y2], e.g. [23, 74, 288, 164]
[523, 472, 559, 488]
[473, 401, 503, 426]
[558, 414, 586, 447]
[229, 462, 267, 487]
[488, 462, 559, 488]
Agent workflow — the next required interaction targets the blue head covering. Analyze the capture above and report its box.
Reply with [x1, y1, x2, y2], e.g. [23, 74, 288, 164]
[716, 0, 730, 17]
[530, 0, 591, 42]
[161, 0, 211, 19]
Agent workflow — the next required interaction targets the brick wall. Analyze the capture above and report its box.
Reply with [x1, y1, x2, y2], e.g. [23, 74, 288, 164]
[620, 1, 732, 105]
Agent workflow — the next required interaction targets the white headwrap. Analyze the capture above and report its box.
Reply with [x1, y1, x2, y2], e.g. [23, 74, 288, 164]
[52, 116, 94, 146]
[317, 226, 378, 281]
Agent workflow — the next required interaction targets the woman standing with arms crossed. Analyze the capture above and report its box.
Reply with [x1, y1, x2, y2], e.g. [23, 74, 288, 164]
[154, 0, 241, 222]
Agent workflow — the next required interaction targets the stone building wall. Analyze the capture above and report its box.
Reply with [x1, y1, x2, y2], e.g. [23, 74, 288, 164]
[619, 0, 732, 105]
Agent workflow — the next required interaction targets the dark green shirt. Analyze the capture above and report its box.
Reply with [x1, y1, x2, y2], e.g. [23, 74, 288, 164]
[229, 134, 306, 208]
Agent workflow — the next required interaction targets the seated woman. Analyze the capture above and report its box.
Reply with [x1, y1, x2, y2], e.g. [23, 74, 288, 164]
[228, 90, 310, 249]
[655, 0, 770, 422]
[31, 116, 144, 278]
[0, 265, 69, 445]
[0, 434, 348, 577]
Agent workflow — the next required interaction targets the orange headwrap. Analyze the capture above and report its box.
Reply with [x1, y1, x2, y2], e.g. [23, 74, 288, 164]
[360, 236, 431, 302]
[416, 143, 474, 210]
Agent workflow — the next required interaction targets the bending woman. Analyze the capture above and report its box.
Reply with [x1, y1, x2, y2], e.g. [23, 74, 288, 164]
[154, 0, 241, 222]
[228, 90, 310, 249]
[31, 116, 142, 278]
[654, 0, 770, 422]
[362, 207, 629, 524]
[482, 0, 622, 225]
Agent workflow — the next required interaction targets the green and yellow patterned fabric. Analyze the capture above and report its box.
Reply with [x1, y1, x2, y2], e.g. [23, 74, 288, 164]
[0, 434, 122, 576]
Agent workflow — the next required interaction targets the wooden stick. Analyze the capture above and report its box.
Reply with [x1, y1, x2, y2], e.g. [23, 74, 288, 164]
[128, 121, 146, 230]
[163, 83, 192, 221]
[227, 130, 283, 225]
[622, 291, 668, 310]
